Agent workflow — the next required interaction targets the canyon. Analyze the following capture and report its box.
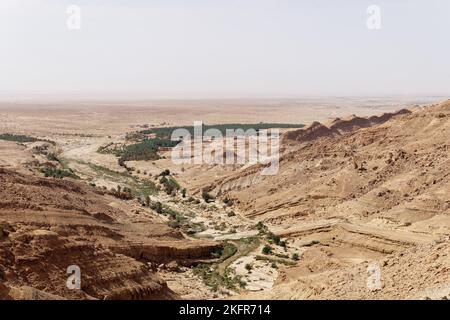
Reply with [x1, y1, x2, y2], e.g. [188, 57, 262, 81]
[0, 97, 449, 299]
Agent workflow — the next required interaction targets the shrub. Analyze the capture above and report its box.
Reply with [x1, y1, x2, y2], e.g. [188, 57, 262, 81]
[215, 242, 238, 262]
[111, 185, 133, 200]
[151, 201, 163, 214]
[192, 264, 246, 292]
[168, 220, 181, 229]
[262, 245, 273, 255]
[255, 255, 296, 266]
[274, 253, 289, 259]
[202, 191, 213, 203]
[227, 211, 236, 217]
[267, 232, 282, 246]
[256, 222, 268, 233]
[223, 197, 234, 206]
[304, 240, 320, 247]
[160, 176, 180, 195]
[46, 153, 60, 162]
[40, 167, 78, 179]
[160, 169, 171, 176]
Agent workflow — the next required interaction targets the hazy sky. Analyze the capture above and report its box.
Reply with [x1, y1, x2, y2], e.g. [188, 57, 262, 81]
[1, 0, 449, 98]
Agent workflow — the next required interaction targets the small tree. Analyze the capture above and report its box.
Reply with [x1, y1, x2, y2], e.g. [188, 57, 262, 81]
[292, 253, 299, 261]
[145, 195, 150, 207]
[181, 188, 187, 198]
[245, 263, 253, 273]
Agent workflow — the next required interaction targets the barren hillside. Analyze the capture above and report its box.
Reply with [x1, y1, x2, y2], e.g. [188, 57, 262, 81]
[203, 100, 450, 299]
[0, 168, 219, 300]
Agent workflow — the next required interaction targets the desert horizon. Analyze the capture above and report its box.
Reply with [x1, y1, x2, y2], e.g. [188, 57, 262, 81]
[0, 96, 444, 132]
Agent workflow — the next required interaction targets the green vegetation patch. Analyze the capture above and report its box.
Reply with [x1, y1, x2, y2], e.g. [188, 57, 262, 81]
[0, 133, 56, 145]
[140, 123, 305, 139]
[143, 200, 206, 234]
[40, 167, 79, 179]
[212, 242, 238, 262]
[159, 176, 181, 195]
[216, 237, 260, 273]
[117, 138, 180, 164]
[0, 133, 39, 143]
[103, 123, 304, 167]
[193, 237, 262, 292]
[255, 255, 297, 266]
[97, 142, 125, 157]
[192, 265, 246, 292]
[89, 163, 158, 197]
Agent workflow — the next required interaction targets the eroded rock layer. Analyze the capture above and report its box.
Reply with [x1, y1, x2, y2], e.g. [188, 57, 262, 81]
[0, 169, 219, 299]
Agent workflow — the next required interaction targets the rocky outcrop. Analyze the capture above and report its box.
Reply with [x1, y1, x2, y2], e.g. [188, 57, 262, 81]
[283, 108, 411, 144]
[284, 121, 336, 143]
[112, 241, 221, 266]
